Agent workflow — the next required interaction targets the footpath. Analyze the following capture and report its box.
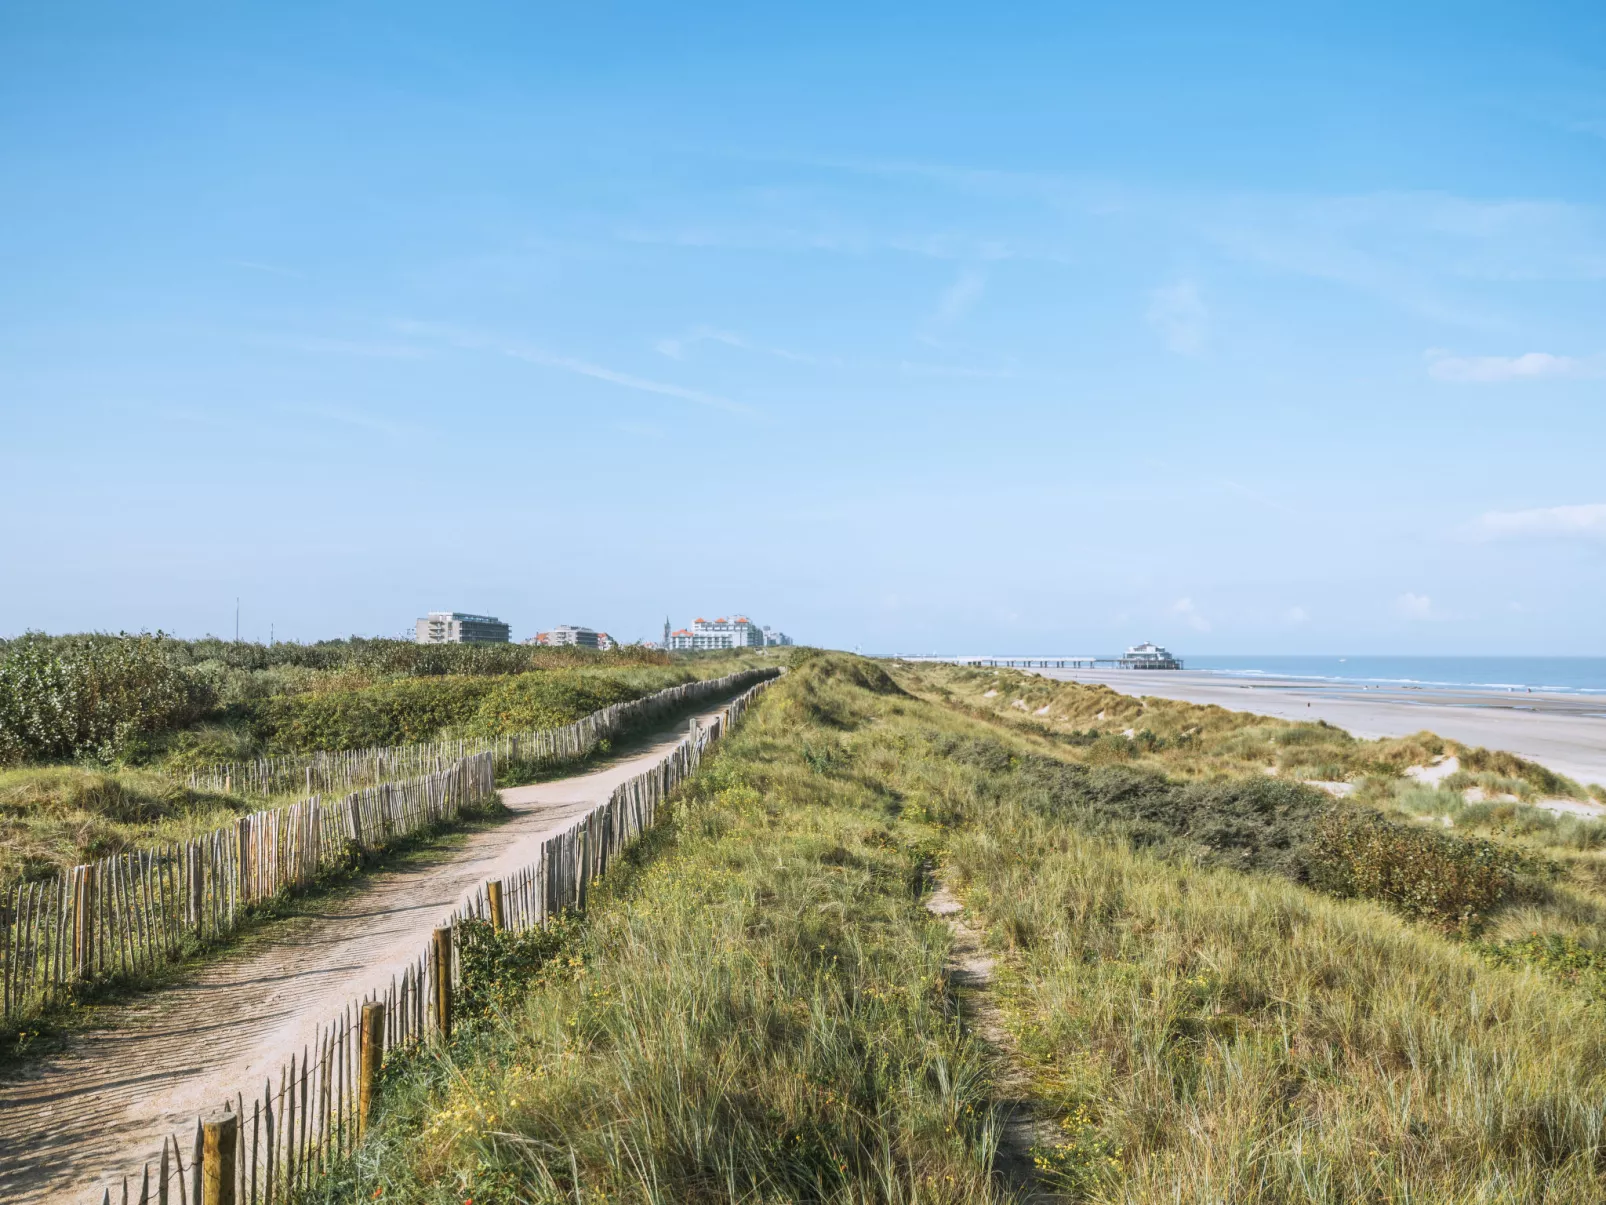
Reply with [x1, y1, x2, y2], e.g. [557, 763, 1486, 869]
[0, 697, 741, 1205]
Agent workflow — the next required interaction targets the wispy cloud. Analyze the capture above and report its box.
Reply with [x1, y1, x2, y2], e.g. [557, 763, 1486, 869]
[934, 267, 987, 324]
[398, 321, 752, 415]
[229, 259, 304, 279]
[1472, 503, 1606, 540]
[1284, 605, 1309, 625]
[278, 404, 421, 440]
[611, 421, 666, 439]
[898, 360, 1012, 379]
[653, 326, 816, 363]
[1147, 279, 1207, 355]
[506, 348, 750, 413]
[1171, 596, 1212, 632]
[252, 334, 427, 360]
[1396, 592, 1435, 620]
[1426, 349, 1587, 383]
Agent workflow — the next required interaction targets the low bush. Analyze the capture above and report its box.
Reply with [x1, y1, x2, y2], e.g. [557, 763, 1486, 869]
[455, 915, 577, 1022]
[1478, 932, 1606, 1002]
[1308, 807, 1532, 933]
[465, 668, 692, 736]
[249, 675, 503, 752]
[0, 633, 213, 765]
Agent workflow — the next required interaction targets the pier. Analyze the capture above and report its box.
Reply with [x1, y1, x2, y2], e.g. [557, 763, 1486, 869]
[955, 654, 1184, 670]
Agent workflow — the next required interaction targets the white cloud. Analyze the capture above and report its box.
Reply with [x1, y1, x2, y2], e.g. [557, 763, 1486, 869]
[229, 259, 304, 279]
[898, 360, 1012, 379]
[652, 325, 815, 363]
[1473, 503, 1606, 540]
[1426, 349, 1584, 382]
[611, 421, 665, 439]
[935, 267, 987, 324]
[1147, 279, 1207, 355]
[252, 334, 426, 360]
[1171, 597, 1212, 632]
[1396, 592, 1434, 620]
[505, 348, 749, 413]
[1284, 605, 1309, 625]
[398, 321, 752, 414]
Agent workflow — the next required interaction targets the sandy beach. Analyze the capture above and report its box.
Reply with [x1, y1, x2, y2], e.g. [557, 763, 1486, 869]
[975, 666, 1606, 790]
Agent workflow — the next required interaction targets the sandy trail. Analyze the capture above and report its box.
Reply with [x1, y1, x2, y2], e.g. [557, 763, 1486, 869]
[0, 700, 734, 1205]
[1001, 668, 1606, 789]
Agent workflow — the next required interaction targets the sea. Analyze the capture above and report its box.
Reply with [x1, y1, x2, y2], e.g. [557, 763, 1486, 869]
[1183, 656, 1606, 696]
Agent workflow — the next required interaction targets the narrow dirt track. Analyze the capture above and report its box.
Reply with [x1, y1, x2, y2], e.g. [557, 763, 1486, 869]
[0, 700, 735, 1204]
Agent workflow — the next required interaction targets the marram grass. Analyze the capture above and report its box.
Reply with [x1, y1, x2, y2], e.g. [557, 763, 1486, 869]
[329, 655, 1606, 1203]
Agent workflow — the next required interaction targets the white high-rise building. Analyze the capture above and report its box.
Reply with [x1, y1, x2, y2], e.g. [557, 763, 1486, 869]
[415, 612, 510, 644]
[667, 615, 774, 650]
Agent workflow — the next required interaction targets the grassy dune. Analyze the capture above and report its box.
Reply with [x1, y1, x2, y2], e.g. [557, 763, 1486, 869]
[338, 655, 1606, 1203]
[906, 663, 1599, 801]
[340, 656, 1005, 1203]
[0, 653, 765, 889]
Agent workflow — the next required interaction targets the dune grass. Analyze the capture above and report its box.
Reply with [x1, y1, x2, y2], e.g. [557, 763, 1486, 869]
[334, 654, 1606, 1203]
[332, 656, 1005, 1204]
[903, 663, 1590, 800]
[0, 655, 775, 890]
[0, 764, 248, 888]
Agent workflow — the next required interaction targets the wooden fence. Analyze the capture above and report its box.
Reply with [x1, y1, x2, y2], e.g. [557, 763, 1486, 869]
[184, 669, 779, 798]
[96, 674, 776, 1205]
[1, 668, 778, 1027]
[1, 756, 494, 1026]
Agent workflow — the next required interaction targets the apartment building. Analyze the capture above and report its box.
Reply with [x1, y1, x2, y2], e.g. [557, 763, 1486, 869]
[527, 624, 600, 648]
[667, 615, 768, 650]
[414, 612, 511, 644]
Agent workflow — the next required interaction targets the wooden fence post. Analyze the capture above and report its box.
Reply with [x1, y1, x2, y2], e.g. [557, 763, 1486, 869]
[73, 865, 94, 979]
[346, 795, 364, 854]
[189, 845, 204, 937]
[359, 1000, 385, 1136]
[236, 819, 250, 906]
[487, 881, 505, 933]
[432, 925, 453, 1041]
[201, 1111, 237, 1205]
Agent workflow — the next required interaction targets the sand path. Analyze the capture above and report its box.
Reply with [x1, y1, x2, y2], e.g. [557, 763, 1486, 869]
[0, 699, 735, 1205]
[1016, 668, 1606, 788]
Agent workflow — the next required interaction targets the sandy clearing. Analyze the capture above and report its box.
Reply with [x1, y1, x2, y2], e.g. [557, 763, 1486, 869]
[0, 698, 738, 1205]
[1405, 756, 1460, 786]
[1005, 668, 1606, 789]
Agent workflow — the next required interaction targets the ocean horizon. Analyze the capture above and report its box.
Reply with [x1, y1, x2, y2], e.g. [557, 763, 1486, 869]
[906, 654, 1606, 695]
[1180, 655, 1606, 695]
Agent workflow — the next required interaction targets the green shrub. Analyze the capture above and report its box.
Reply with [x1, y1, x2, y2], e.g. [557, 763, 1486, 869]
[1308, 808, 1529, 933]
[247, 668, 695, 753]
[0, 633, 213, 765]
[1478, 932, 1606, 1002]
[1011, 757, 1332, 880]
[250, 676, 502, 752]
[466, 669, 689, 736]
[454, 915, 578, 1021]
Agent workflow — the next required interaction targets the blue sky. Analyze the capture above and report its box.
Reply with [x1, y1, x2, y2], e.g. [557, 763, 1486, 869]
[3, 2, 1605, 653]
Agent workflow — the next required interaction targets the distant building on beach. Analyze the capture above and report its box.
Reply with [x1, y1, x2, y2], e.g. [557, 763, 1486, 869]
[415, 612, 510, 645]
[1120, 641, 1182, 669]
